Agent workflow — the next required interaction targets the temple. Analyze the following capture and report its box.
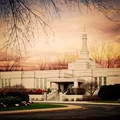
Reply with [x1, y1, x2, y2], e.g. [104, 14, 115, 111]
[0, 33, 120, 97]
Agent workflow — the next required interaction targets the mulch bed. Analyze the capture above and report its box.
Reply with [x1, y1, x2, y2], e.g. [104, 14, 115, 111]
[0, 101, 33, 108]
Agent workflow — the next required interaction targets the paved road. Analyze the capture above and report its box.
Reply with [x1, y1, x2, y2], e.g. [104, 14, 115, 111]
[0, 103, 120, 120]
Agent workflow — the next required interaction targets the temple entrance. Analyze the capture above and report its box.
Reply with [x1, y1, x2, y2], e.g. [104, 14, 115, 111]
[47, 78, 84, 92]
[57, 82, 74, 92]
[64, 82, 74, 92]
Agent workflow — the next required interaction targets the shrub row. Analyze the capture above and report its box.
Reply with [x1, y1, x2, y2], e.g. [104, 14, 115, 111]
[0, 91, 29, 102]
[0, 88, 47, 95]
[0, 96, 22, 104]
[82, 96, 101, 101]
[64, 96, 101, 101]
[29, 89, 47, 94]
[98, 84, 120, 100]
[0, 85, 27, 94]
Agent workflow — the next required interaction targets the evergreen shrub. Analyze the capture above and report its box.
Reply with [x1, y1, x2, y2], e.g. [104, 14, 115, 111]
[0, 96, 22, 104]
[76, 98, 80, 101]
[5, 91, 29, 102]
[66, 87, 71, 95]
[98, 84, 120, 100]
[0, 93, 5, 98]
[107, 85, 114, 99]
[98, 85, 109, 100]
[64, 98, 69, 101]
[113, 84, 120, 99]
[47, 88, 51, 94]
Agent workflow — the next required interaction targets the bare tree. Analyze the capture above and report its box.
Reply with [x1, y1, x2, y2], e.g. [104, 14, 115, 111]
[115, 56, 120, 68]
[0, 0, 56, 55]
[0, 0, 119, 55]
[55, 51, 79, 70]
[90, 40, 120, 68]
[90, 41, 106, 65]
[47, 61, 58, 70]
[103, 44, 120, 68]
[1, 54, 21, 71]
[35, 56, 49, 70]
[56, 55, 68, 69]
[81, 81, 98, 96]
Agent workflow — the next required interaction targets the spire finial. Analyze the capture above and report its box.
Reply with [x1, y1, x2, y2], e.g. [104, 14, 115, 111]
[84, 23, 86, 32]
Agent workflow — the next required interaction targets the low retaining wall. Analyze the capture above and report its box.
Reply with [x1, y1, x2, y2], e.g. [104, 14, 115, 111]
[60, 92, 83, 101]
[29, 94, 44, 101]
[64, 95, 83, 101]
[29, 93, 84, 101]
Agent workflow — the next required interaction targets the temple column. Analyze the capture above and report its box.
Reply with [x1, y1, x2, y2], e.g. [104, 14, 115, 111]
[74, 80, 78, 88]
[47, 81, 51, 89]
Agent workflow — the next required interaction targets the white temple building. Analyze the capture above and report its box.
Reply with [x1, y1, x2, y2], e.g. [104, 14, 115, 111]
[0, 34, 120, 95]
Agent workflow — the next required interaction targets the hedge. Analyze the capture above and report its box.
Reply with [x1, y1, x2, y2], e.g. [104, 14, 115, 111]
[1, 91, 29, 102]
[0, 96, 22, 104]
[98, 84, 120, 100]
[98, 85, 109, 100]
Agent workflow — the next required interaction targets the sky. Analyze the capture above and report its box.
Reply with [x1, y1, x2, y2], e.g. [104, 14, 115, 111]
[0, 0, 120, 70]
[26, 1, 120, 60]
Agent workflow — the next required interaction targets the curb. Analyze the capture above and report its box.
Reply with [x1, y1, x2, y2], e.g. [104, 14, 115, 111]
[33, 101, 120, 105]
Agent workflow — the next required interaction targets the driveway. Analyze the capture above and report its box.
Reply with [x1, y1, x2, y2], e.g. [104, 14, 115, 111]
[0, 103, 120, 120]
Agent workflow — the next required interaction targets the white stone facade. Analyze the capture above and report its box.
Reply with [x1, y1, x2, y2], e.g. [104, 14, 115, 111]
[0, 34, 120, 96]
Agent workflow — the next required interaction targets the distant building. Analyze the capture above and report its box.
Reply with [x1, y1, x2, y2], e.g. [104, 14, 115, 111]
[0, 34, 120, 95]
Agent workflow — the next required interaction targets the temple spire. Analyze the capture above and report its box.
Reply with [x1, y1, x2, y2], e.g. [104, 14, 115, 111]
[80, 33, 89, 59]
[81, 34, 88, 52]
[84, 24, 86, 32]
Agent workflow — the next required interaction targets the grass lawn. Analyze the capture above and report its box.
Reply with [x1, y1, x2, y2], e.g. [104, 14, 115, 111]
[0, 103, 67, 112]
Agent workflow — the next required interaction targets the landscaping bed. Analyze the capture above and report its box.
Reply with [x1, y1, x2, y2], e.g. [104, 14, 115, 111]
[0, 101, 33, 108]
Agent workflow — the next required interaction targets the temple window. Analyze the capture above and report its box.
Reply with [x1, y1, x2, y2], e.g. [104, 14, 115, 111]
[36, 78, 39, 88]
[2, 79, 4, 88]
[99, 77, 102, 88]
[40, 78, 43, 89]
[44, 78, 47, 89]
[104, 77, 107, 85]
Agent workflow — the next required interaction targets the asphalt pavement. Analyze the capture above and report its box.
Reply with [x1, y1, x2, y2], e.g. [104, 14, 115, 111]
[0, 101, 120, 120]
